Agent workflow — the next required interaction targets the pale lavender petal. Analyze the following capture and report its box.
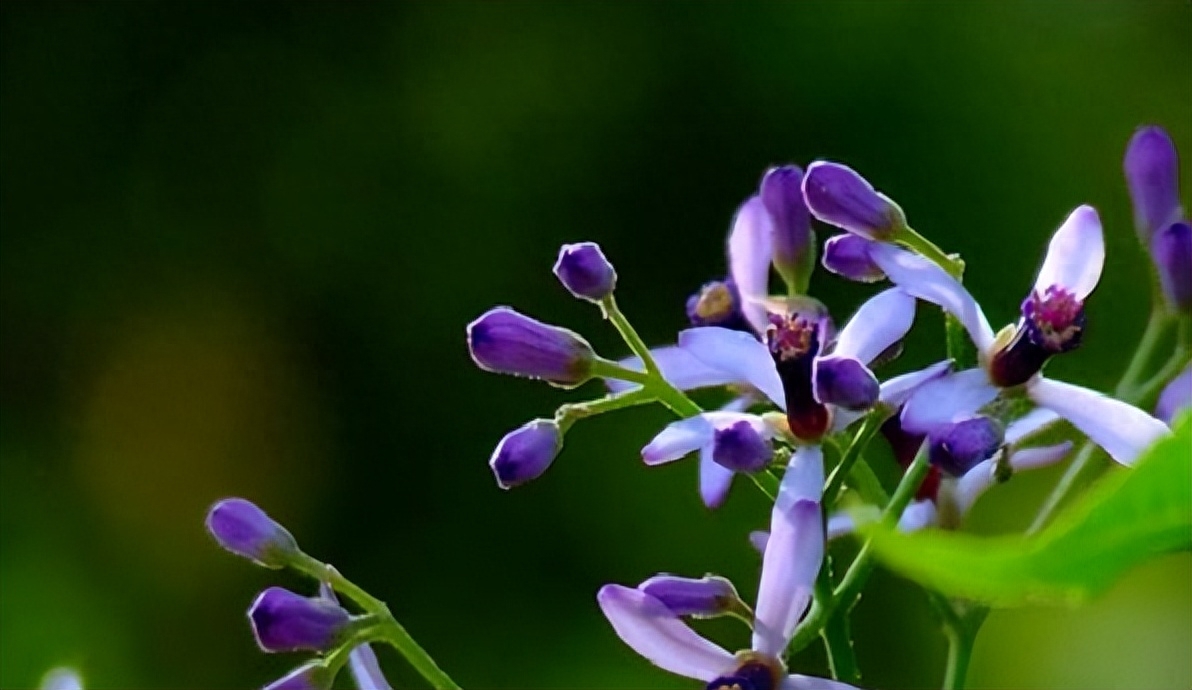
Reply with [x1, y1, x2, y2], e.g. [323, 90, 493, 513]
[749, 530, 769, 554]
[679, 327, 785, 408]
[606, 346, 738, 393]
[832, 288, 916, 364]
[899, 499, 938, 532]
[596, 585, 734, 682]
[782, 673, 863, 690]
[1028, 377, 1170, 466]
[878, 360, 954, 409]
[1032, 205, 1104, 300]
[641, 416, 715, 466]
[1005, 407, 1061, 446]
[954, 442, 1072, 515]
[1155, 364, 1192, 425]
[868, 244, 995, 354]
[699, 445, 736, 510]
[348, 644, 392, 690]
[826, 512, 856, 540]
[729, 196, 776, 333]
[901, 368, 999, 435]
[39, 669, 83, 690]
[753, 447, 824, 657]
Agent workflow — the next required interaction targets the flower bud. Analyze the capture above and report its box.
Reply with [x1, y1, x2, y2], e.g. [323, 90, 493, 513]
[1155, 364, 1191, 426]
[205, 498, 299, 569]
[638, 574, 741, 617]
[711, 420, 773, 473]
[264, 660, 334, 690]
[928, 416, 1003, 477]
[553, 242, 617, 302]
[467, 307, 595, 387]
[760, 165, 815, 291]
[1124, 125, 1182, 241]
[802, 161, 907, 241]
[489, 419, 562, 489]
[1151, 221, 1192, 314]
[822, 234, 886, 282]
[249, 587, 353, 653]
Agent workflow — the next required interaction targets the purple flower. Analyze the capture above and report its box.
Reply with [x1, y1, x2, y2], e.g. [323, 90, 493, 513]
[1124, 125, 1182, 241]
[822, 234, 886, 283]
[1155, 365, 1192, 426]
[1151, 221, 1192, 313]
[554, 242, 617, 302]
[638, 574, 741, 618]
[802, 161, 907, 241]
[205, 498, 300, 569]
[760, 165, 814, 290]
[712, 420, 774, 472]
[488, 419, 562, 489]
[598, 449, 851, 690]
[263, 661, 333, 690]
[467, 307, 595, 388]
[249, 587, 353, 653]
[727, 196, 777, 333]
[927, 415, 1004, 477]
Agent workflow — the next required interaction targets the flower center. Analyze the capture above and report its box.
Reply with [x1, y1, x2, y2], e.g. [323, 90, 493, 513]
[704, 654, 783, 690]
[765, 313, 830, 440]
[687, 279, 753, 332]
[765, 313, 816, 361]
[989, 285, 1087, 387]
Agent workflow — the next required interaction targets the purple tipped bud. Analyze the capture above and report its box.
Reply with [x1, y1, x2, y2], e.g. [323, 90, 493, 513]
[249, 587, 353, 653]
[814, 356, 880, 411]
[760, 165, 815, 290]
[1151, 221, 1192, 313]
[711, 421, 773, 473]
[1155, 365, 1191, 426]
[928, 416, 1004, 477]
[822, 234, 886, 282]
[467, 307, 595, 387]
[1124, 125, 1182, 240]
[554, 242, 617, 302]
[638, 574, 740, 617]
[803, 161, 907, 241]
[263, 661, 334, 690]
[205, 498, 299, 569]
[489, 419, 562, 489]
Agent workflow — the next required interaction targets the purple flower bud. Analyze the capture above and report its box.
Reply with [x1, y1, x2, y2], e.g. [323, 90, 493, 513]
[711, 421, 773, 473]
[928, 416, 1004, 477]
[489, 419, 562, 489]
[760, 165, 814, 289]
[249, 587, 353, 653]
[1151, 221, 1192, 314]
[467, 307, 595, 387]
[638, 574, 740, 617]
[263, 661, 333, 690]
[553, 242, 617, 302]
[1124, 125, 1182, 240]
[1155, 365, 1191, 426]
[205, 498, 299, 569]
[813, 356, 880, 411]
[822, 234, 886, 282]
[802, 161, 907, 241]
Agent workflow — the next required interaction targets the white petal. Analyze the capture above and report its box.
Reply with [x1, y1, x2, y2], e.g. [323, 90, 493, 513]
[782, 674, 863, 690]
[825, 512, 856, 541]
[679, 327, 786, 409]
[1011, 442, 1074, 472]
[900, 368, 999, 435]
[833, 288, 916, 364]
[954, 442, 1072, 515]
[753, 447, 824, 657]
[699, 446, 736, 510]
[1033, 205, 1104, 300]
[749, 530, 770, 554]
[1004, 407, 1061, 446]
[869, 243, 995, 355]
[1028, 377, 1171, 466]
[898, 499, 938, 532]
[642, 416, 715, 466]
[606, 346, 738, 393]
[878, 360, 954, 409]
[597, 585, 735, 681]
[729, 196, 775, 333]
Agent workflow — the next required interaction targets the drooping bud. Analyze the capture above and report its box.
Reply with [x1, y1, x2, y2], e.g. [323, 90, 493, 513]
[822, 234, 886, 282]
[685, 278, 752, 332]
[638, 574, 741, 618]
[1124, 125, 1182, 241]
[205, 498, 300, 569]
[1151, 221, 1192, 314]
[813, 356, 880, 411]
[760, 165, 815, 292]
[711, 421, 773, 473]
[928, 416, 1004, 477]
[489, 419, 562, 489]
[467, 307, 596, 387]
[802, 161, 907, 241]
[1155, 364, 1191, 426]
[249, 587, 353, 653]
[263, 660, 334, 690]
[553, 242, 617, 302]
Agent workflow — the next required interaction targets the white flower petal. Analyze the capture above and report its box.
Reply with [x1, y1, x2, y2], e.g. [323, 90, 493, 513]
[606, 346, 738, 393]
[1033, 205, 1104, 300]
[879, 359, 954, 409]
[1028, 378, 1170, 466]
[729, 196, 775, 333]
[1005, 407, 1061, 445]
[679, 327, 786, 409]
[900, 368, 999, 435]
[781, 673, 863, 690]
[642, 416, 715, 466]
[899, 499, 938, 532]
[833, 288, 916, 364]
[954, 442, 1072, 515]
[699, 445, 736, 510]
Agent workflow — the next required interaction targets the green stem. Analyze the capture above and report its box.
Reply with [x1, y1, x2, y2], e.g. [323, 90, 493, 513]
[589, 358, 652, 385]
[896, 226, 964, 279]
[821, 608, 861, 684]
[823, 412, 884, 508]
[555, 387, 655, 432]
[942, 621, 975, 690]
[602, 295, 662, 376]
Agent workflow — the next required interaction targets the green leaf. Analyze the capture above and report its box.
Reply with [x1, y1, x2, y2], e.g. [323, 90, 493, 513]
[861, 413, 1192, 606]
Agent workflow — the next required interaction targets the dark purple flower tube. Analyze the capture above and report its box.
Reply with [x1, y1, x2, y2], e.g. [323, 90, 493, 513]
[263, 661, 333, 690]
[711, 421, 773, 473]
[802, 161, 906, 241]
[638, 574, 739, 617]
[1124, 125, 1182, 241]
[1155, 364, 1191, 426]
[760, 165, 814, 290]
[553, 242, 617, 302]
[489, 419, 562, 489]
[928, 416, 1003, 477]
[1151, 221, 1192, 314]
[205, 498, 300, 569]
[249, 586, 353, 653]
[822, 234, 886, 283]
[467, 307, 595, 387]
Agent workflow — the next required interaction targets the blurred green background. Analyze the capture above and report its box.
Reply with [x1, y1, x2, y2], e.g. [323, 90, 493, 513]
[2, 2, 1190, 688]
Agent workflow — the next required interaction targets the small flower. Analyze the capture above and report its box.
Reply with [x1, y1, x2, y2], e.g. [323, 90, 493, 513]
[822, 234, 886, 283]
[1124, 125, 1182, 240]
[488, 419, 562, 489]
[1151, 221, 1192, 314]
[467, 307, 596, 387]
[759, 165, 815, 291]
[206, 498, 300, 569]
[263, 660, 334, 690]
[927, 415, 1004, 477]
[802, 161, 907, 241]
[249, 587, 353, 653]
[712, 420, 774, 473]
[638, 574, 742, 618]
[1155, 365, 1191, 426]
[553, 242, 617, 302]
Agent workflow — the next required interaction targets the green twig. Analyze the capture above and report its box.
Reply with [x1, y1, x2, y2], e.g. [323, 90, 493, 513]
[824, 412, 884, 508]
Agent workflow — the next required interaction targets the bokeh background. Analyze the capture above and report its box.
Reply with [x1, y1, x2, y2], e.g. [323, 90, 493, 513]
[2, 2, 1190, 688]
